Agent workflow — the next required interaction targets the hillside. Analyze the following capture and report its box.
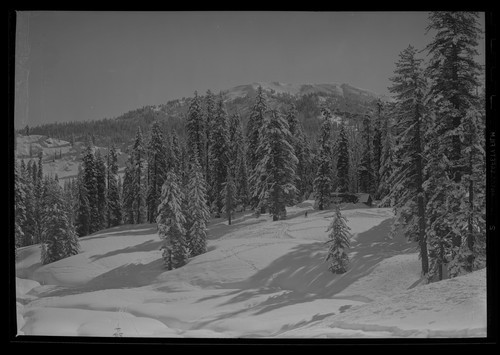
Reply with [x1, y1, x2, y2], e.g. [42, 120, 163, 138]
[15, 202, 486, 338]
[20, 81, 391, 150]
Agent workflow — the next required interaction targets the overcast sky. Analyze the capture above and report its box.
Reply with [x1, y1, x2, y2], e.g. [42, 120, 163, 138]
[14, 11, 485, 129]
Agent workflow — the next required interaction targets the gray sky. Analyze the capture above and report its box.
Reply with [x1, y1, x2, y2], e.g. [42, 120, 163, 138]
[14, 11, 485, 129]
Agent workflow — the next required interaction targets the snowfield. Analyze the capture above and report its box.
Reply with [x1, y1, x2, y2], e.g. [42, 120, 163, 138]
[15, 202, 487, 338]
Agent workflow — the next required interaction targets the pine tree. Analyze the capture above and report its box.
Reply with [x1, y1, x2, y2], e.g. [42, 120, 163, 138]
[33, 151, 45, 244]
[251, 109, 298, 221]
[40, 178, 80, 264]
[186, 149, 210, 256]
[358, 115, 374, 194]
[285, 103, 311, 201]
[378, 103, 396, 203]
[384, 45, 429, 276]
[424, 11, 484, 281]
[227, 112, 247, 208]
[186, 91, 205, 168]
[325, 205, 351, 274]
[372, 101, 383, 198]
[122, 161, 135, 225]
[204, 90, 216, 184]
[336, 119, 350, 194]
[82, 138, 100, 233]
[313, 109, 334, 210]
[246, 86, 268, 209]
[14, 161, 26, 256]
[75, 165, 91, 237]
[21, 160, 36, 246]
[95, 150, 108, 230]
[107, 145, 122, 227]
[157, 171, 188, 269]
[223, 167, 237, 225]
[132, 128, 146, 224]
[146, 121, 167, 223]
[208, 95, 230, 216]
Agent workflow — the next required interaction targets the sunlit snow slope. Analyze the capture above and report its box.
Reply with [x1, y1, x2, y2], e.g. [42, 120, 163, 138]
[15, 201, 486, 338]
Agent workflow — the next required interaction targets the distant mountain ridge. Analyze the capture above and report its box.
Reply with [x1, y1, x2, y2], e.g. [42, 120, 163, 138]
[223, 81, 393, 103]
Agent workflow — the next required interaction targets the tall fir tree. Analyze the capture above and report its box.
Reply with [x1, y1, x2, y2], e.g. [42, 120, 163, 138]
[325, 205, 351, 274]
[336, 119, 350, 194]
[157, 171, 188, 269]
[313, 109, 334, 210]
[132, 127, 146, 224]
[186, 91, 206, 169]
[378, 103, 396, 204]
[82, 138, 100, 233]
[122, 161, 135, 225]
[208, 95, 230, 216]
[186, 149, 210, 256]
[372, 101, 383, 198]
[146, 121, 167, 223]
[14, 161, 26, 256]
[424, 11, 484, 281]
[384, 45, 429, 276]
[40, 178, 80, 265]
[251, 109, 298, 221]
[95, 150, 108, 230]
[246, 86, 268, 209]
[204, 90, 216, 184]
[21, 160, 36, 246]
[107, 145, 122, 227]
[75, 165, 91, 237]
[358, 114, 374, 194]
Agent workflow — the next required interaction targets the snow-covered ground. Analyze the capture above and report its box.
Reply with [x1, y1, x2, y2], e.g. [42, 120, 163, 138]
[15, 202, 486, 338]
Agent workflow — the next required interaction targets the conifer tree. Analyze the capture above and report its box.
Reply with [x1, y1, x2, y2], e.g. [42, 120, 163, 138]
[157, 171, 188, 269]
[95, 150, 108, 229]
[372, 101, 383, 198]
[186, 149, 210, 256]
[186, 91, 205, 168]
[246, 86, 268, 209]
[40, 178, 80, 264]
[122, 161, 135, 225]
[21, 160, 36, 246]
[14, 161, 26, 256]
[146, 121, 167, 223]
[223, 167, 236, 225]
[384, 45, 429, 276]
[82, 138, 100, 233]
[75, 165, 91, 237]
[227, 112, 247, 208]
[313, 109, 334, 210]
[336, 119, 350, 194]
[204, 90, 216, 183]
[33, 151, 45, 244]
[208, 95, 230, 216]
[378, 103, 396, 203]
[424, 11, 484, 280]
[325, 205, 351, 274]
[285, 103, 311, 201]
[132, 128, 146, 224]
[107, 145, 122, 227]
[358, 115, 374, 194]
[251, 109, 298, 221]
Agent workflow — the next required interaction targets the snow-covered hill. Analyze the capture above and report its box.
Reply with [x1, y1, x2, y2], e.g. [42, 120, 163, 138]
[223, 81, 393, 103]
[15, 202, 486, 338]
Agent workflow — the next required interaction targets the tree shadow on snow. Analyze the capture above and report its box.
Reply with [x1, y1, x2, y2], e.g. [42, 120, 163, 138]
[82, 224, 158, 240]
[89, 240, 162, 262]
[211, 218, 416, 314]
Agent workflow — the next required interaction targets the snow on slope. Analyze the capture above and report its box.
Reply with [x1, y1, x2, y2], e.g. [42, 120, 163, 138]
[15, 202, 486, 338]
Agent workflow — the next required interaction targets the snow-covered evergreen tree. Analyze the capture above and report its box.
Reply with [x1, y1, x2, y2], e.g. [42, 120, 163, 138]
[14, 161, 26, 256]
[251, 109, 298, 221]
[204, 90, 216, 184]
[222, 167, 237, 225]
[146, 121, 167, 223]
[208, 95, 230, 216]
[107, 145, 122, 227]
[378, 103, 396, 204]
[40, 178, 80, 265]
[384, 45, 429, 276]
[21, 160, 36, 246]
[372, 101, 383, 198]
[132, 127, 146, 224]
[122, 161, 135, 225]
[95, 150, 108, 230]
[325, 205, 351, 274]
[358, 115, 374, 194]
[246, 86, 268, 209]
[424, 11, 484, 281]
[336, 119, 350, 194]
[82, 138, 100, 233]
[313, 109, 334, 210]
[157, 171, 188, 269]
[75, 165, 91, 237]
[186, 149, 210, 256]
[186, 91, 206, 168]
